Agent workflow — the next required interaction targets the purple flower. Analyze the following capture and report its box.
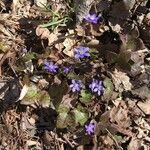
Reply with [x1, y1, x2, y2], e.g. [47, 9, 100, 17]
[43, 60, 58, 73]
[69, 80, 82, 92]
[89, 79, 104, 96]
[63, 67, 71, 74]
[74, 46, 90, 59]
[84, 13, 100, 24]
[85, 123, 96, 135]
[22, 48, 27, 53]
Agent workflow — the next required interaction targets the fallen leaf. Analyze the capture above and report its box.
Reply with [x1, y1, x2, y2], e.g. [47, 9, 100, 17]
[134, 117, 150, 130]
[26, 140, 37, 146]
[34, 0, 47, 7]
[38, 79, 49, 89]
[61, 94, 75, 108]
[75, 25, 85, 36]
[48, 32, 58, 46]
[110, 101, 131, 128]
[110, 69, 132, 92]
[128, 138, 141, 150]
[131, 85, 150, 100]
[63, 37, 75, 57]
[137, 101, 150, 115]
[36, 26, 50, 39]
[18, 84, 29, 100]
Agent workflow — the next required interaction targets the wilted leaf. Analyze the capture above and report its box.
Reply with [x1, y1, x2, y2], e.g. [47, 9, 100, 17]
[131, 85, 150, 100]
[128, 138, 142, 150]
[137, 101, 150, 115]
[75, 25, 85, 36]
[129, 49, 147, 76]
[36, 26, 50, 39]
[110, 101, 131, 128]
[63, 37, 75, 57]
[48, 32, 58, 46]
[110, 69, 132, 92]
[61, 94, 75, 108]
[18, 84, 29, 100]
[73, 105, 89, 126]
[34, 0, 47, 7]
[79, 90, 92, 104]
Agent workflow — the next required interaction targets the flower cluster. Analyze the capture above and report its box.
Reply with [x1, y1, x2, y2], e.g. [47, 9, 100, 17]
[69, 79, 104, 96]
[85, 123, 96, 135]
[41, 12, 104, 137]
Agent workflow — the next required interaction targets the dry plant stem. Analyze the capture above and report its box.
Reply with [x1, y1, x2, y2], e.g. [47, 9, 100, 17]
[92, 135, 98, 150]
[106, 129, 123, 150]
[62, 134, 74, 148]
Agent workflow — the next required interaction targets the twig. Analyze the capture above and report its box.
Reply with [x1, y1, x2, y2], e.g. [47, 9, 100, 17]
[106, 129, 123, 150]
[62, 134, 75, 149]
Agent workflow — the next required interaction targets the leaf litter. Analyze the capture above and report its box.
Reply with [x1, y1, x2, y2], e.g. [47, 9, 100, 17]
[0, 0, 150, 149]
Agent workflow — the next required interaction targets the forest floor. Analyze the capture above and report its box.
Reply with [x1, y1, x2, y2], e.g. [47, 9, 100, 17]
[0, 0, 150, 149]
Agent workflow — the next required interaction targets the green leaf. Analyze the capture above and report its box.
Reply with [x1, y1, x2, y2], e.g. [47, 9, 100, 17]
[22, 51, 37, 62]
[103, 78, 114, 100]
[20, 83, 50, 107]
[0, 42, 9, 53]
[114, 135, 123, 142]
[80, 90, 92, 104]
[73, 105, 89, 126]
[56, 105, 75, 128]
[57, 104, 70, 113]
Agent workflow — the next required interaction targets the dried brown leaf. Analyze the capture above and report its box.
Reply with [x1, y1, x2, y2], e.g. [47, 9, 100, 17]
[110, 101, 131, 128]
[137, 100, 150, 115]
[63, 37, 75, 57]
[110, 69, 132, 92]
[34, 0, 47, 8]
[36, 26, 50, 39]
[128, 138, 142, 150]
[48, 33, 58, 46]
